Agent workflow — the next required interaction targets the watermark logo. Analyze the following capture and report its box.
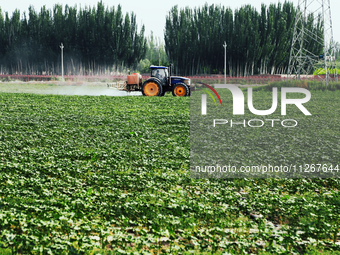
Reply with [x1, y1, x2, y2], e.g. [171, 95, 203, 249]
[201, 83, 311, 116]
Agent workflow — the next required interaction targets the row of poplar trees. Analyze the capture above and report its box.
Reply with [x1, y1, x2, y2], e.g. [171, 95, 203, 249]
[0, 1, 146, 75]
[165, 1, 324, 76]
[0, 1, 324, 76]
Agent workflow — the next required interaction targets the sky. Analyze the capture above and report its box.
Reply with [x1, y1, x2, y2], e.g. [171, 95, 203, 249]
[1, 0, 339, 43]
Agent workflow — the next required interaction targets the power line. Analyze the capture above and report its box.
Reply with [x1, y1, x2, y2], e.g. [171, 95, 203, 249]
[288, 0, 338, 85]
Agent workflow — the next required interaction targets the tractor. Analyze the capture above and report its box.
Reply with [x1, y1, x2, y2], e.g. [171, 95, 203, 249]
[114, 65, 191, 96]
[141, 65, 191, 97]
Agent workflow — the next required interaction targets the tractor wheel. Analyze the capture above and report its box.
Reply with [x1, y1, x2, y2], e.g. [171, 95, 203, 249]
[142, 79, 163, 96]
[172, 83, 189, 97]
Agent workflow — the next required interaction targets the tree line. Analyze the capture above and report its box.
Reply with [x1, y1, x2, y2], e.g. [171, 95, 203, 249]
[0, 1, 146, 75]
[0, 1, 331, 76]
[164, 1, 324, 76]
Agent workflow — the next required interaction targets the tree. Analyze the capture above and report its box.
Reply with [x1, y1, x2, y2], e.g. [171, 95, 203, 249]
[0, 2, 147, 75]
[164, 1, 322, 76]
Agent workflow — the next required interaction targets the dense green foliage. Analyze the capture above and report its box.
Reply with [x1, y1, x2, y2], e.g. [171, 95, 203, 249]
[165, 1, 323, 76]
[0, 91, 340, 253]
[0, 1, 147, 75]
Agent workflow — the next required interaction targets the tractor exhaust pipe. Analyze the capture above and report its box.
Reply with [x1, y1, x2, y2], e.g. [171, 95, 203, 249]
[169, 64, 173, 77]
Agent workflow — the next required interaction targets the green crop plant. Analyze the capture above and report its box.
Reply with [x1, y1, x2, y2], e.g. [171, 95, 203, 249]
[0, 89, 339, 254]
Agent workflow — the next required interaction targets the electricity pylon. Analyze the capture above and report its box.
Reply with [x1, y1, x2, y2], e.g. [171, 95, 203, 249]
[288, 0, 338, 85]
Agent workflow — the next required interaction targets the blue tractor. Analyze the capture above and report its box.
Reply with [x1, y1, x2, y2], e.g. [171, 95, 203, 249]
[142, 65, 191, 96]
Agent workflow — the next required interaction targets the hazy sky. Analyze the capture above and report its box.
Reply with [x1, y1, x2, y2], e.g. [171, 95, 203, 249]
[1, 0, 339, 43]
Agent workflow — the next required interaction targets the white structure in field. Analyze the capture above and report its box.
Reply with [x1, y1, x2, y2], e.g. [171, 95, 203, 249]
[288, 0, 338, 85]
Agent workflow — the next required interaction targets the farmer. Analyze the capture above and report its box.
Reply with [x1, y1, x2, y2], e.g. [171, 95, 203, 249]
[156, 70, 163, 80]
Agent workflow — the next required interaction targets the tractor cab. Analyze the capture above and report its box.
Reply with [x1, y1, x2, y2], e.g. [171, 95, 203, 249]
[150, 66, 169, 86]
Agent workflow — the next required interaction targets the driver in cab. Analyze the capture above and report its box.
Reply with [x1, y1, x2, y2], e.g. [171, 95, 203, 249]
[155, 70, 163, 80]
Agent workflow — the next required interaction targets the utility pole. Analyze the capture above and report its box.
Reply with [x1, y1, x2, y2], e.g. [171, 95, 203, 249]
[60, 43, 64, 81]
[223, 42, 227, 84]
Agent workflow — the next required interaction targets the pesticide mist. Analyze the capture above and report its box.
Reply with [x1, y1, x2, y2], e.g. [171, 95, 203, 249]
[0, 82, 142, 96]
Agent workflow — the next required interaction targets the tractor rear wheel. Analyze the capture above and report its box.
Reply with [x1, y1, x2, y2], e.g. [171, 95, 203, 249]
[142, 80, 163, 96]
[172, 83, 189, 97]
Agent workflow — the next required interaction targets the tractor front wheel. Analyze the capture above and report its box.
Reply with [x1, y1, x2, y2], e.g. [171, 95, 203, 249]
[172, 83, 189, 97]
[142, 80, 163, 96]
